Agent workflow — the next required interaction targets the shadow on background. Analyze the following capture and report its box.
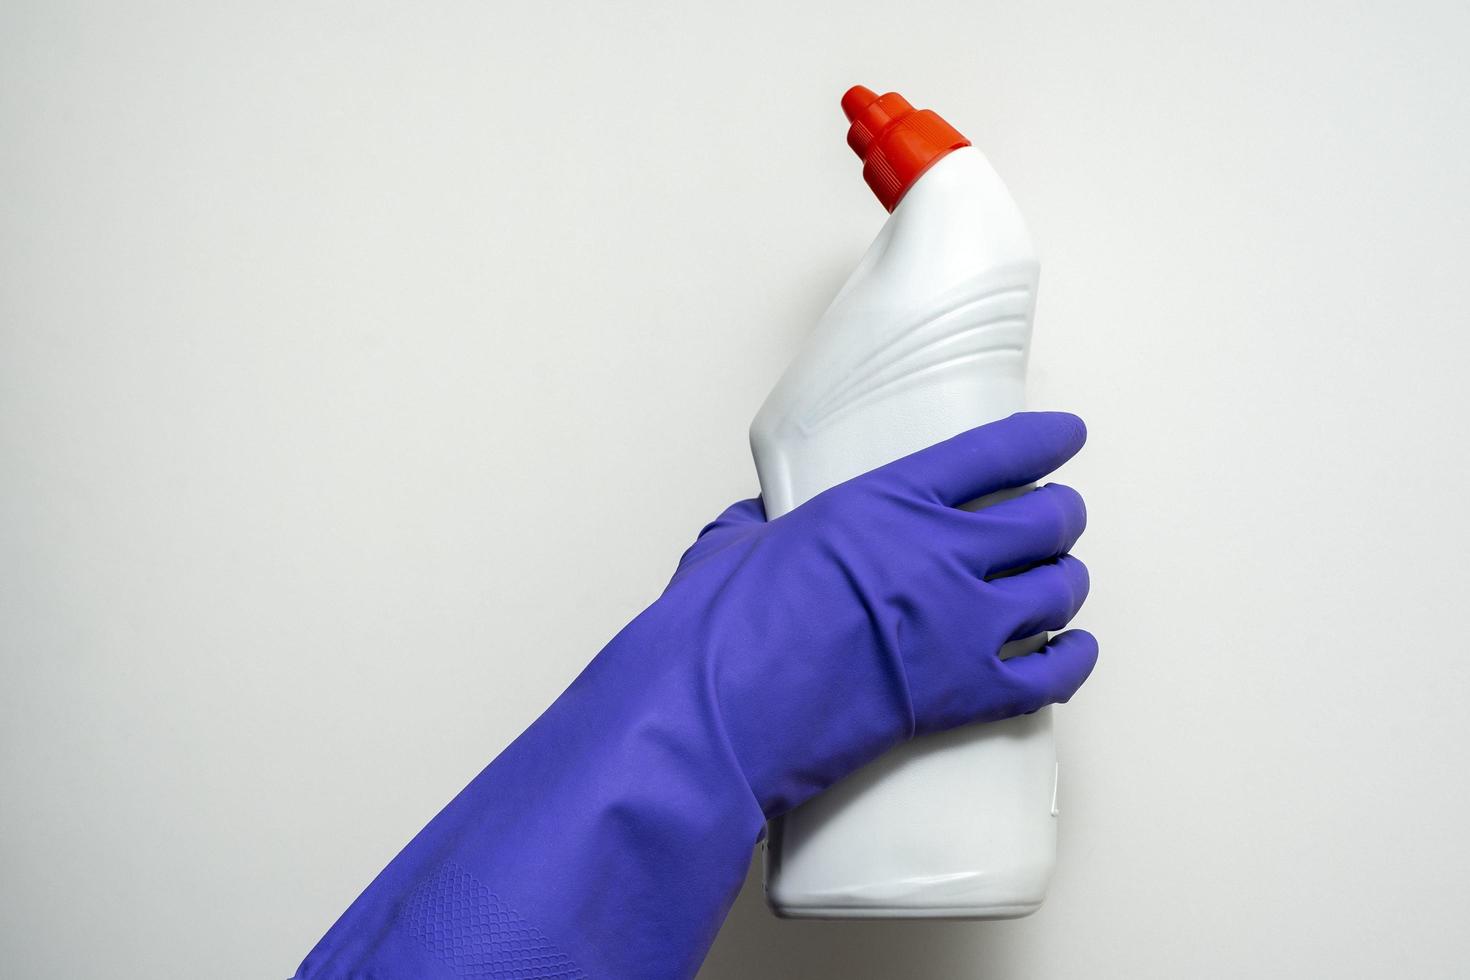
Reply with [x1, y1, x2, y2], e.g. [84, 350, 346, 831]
[696, 855, 1033, 980]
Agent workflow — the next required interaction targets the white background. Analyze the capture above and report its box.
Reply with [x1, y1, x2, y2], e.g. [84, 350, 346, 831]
[4, 2, 1469, 977]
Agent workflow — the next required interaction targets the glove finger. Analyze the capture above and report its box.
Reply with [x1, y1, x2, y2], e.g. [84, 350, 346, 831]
[699, 497, 766, 538]
[959, 483, 1086, 577]
[990, 554, 1090, 639]
[877, 412, 1086, 508]
[721, 496, 766, 525]
[673, 498, 766, 581]
[1000, 628, 1099, 711]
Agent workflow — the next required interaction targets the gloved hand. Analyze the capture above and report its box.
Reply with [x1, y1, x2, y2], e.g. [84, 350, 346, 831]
[294, 411, 1096, 980]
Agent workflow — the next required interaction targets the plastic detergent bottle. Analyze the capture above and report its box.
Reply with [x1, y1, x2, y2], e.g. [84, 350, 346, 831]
[751, 86, 1056, 918]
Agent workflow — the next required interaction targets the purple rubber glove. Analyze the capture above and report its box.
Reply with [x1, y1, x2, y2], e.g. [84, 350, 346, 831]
[294, 411, 1096, 980]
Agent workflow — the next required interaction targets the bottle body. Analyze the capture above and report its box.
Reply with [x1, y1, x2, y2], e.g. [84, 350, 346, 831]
[751, 145, 1055, 917]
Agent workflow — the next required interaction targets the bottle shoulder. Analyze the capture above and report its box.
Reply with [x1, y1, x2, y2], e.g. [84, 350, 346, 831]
[752, 147, 1038, 445]
[882, 147, 1036, 278]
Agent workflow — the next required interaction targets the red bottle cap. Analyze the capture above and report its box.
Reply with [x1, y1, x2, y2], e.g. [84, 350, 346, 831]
[841, 85, 971, 212]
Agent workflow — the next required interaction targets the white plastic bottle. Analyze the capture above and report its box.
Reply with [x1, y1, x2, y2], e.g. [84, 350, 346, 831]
[752, 86, 1055, 918]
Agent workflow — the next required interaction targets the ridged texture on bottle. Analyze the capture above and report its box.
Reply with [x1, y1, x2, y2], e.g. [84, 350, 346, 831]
[797, 276, 1033, 434]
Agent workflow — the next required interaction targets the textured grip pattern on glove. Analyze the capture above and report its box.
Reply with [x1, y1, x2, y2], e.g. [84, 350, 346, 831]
[295, 414, 1094, 980]
[401, 861, 586, 980]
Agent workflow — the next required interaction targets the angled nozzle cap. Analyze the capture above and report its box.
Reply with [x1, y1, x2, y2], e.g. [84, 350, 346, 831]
[841, 85, 970, 211]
